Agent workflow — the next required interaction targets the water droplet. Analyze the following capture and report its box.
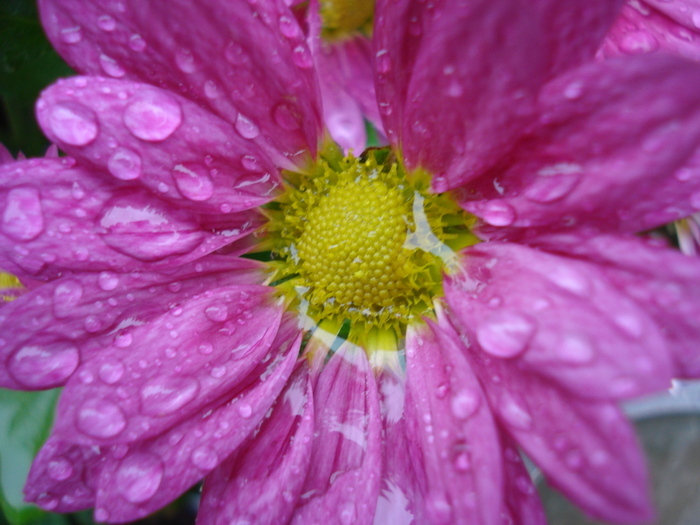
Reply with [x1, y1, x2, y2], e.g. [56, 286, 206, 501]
[107, 148, 142, 180]
[97, 271, 119, 291]
[548, 265, 589, 295]
[563, 80, 584, 100]
[339, 502, 356, 525]
[97, 15, 116, 31]
[47, 457, 73, 481]
[235, 113, 260, 139]
[210, 366, 226, 378]
[498, 394, 532, 430]
[53, 280, 83, 318]
[191, 445, 218, 470]
[279, 15, 301, 38]
[77, 399, 126, 438]
[99, 361, 125, 383]
[619, 31, 659, 54]
[79, 369, 94, 383]
[2, 187, 44, 241]
[174, 49, 196, 73]
[8, 343, 79, 388]
[198, 343, 213, 355]
[476, 313, 534, 358]
[375, 49, 391, 74]
[140, 376, 199, 416]
[84, 315, 102, 333]
[203, 80, 221, 99]
[205, 304, 228, 322]
[172, 164, 214, 201]
[129, 34, 146, 52]
[479, 200, 516, 226]
[124, 91, 182, 142]
[558, 334, 594, 364]
[451, 389, 480, 419]
[224, 41, 248, 65]
[48, 102, 99, 146]
[59, 26, 82, 44]
[292, 45, 313, 68]
[272, 102, 301, 130]
[241, 154, 261, 171]
[452, 449, 471, 472]
[115, 453, 164, 503]
[237, 402, 252, 418]
[114, 332, 132, 349]
[99, 54, 126, 77]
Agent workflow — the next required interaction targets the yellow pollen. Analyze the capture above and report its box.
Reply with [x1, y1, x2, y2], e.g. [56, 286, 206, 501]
[319, 0, 374, 39]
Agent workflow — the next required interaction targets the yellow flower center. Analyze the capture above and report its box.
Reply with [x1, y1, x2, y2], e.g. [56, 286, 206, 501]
[319, 0, 374, 39]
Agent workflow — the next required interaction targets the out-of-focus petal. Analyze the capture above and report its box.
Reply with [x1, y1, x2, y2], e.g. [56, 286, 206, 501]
[444, 241, 673, 400]
[374, 0, 623, 191]
[37, 77, 281, 214]
[599, 2, 700, 61]
[461, 54, 700, 235]
[91, 323, 300, 522]
[0, 144, 14, 165]
[500, 434, 547, 525]
[404, 321, 503, 525]
[0, 158, 258, 280]
[39, 0, 322, 168]
[530, 232, 700, 378]
[198, 361, 314, 525]
[292, 344, 382, 525]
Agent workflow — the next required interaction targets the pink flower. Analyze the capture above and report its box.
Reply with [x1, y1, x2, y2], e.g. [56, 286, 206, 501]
[1, 1, 700, 524]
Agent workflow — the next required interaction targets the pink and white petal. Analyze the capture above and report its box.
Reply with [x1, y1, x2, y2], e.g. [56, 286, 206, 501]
[469, 354, 653, 524]
[52, 284, 284, 445]
[0, 158, 255, 280]
[37, 77, 281, 214]
[461, 54, 700, 234]
[444, 242, 673, 401]
[92, 325, 300, 522]
[292, 344, 382, 525]
[599, 3, 700, 61]
[0, 256, 266, 391]
[531, 232, 700, 378]
[198, 361, 314, 525]
[374, 0, 623, 191]
[39, 0, 322, 167]
[404, 321, 504, 525]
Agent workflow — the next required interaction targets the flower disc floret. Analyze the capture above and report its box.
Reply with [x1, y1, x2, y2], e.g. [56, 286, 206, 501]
[319, 0, 374, 39]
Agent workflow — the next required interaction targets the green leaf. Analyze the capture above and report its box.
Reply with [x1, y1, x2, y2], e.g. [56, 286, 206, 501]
[0, 388, 60, 525]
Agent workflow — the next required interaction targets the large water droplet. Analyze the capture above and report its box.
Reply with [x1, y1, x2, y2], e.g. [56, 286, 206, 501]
[237, 402, 252, 418]
[97, 271, 119, 291]
[235, 113, 260, 139]
[476, 313, 534, 358]
[8, 343, 79, 388]
[450, 389, 480, 420]
[279, 15, 301, 38]
[129, 34, 147, 52]
[2, 187, 44, 241]
[77, 399, 126, 438]
[53, 280, 83, 318]
[203, 80, 221, 99]
[525, 164, 582, 203]
[292, 45, 313, 68]
[191, 445, 219, 470]
[479, 200, 516, 226]
[174, 49, 197, 73]
[107, 148, 142, 180]
[124, 91, 182, 142]
[97, 15, 116, 31]
[172, 164, 214, 201]
[339, 502, 356, 525]
[204, 304, 228, 322]
[99, 360, 125, 384]
[558, 334, 594, 364]
[48, 102, 99, 146]
[498, 394, 532, 430]
[115, 453, 164, 503]
[619, 31, 659, 54]
[47, 457, 74, 481]
[140, 375, 199, 416]
[99, 54, 126, 78]
[59, 26, 83, 44]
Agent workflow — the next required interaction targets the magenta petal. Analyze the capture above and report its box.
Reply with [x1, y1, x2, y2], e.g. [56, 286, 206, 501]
[39, 0, 322, 166]
[91, 325, 301, 522]
[0, 144, 13, 165]
[470, 354, 653, 524]
[404, 322, 503, 525]
[52, 284, 284, 445]
[374, 0, 623, 190]
[444, 241, 673, 400]
[461, 53, 700, 234]
[37, 77, 281, 213]
[500, 434, 547, 525]
[291, 344, 381, 525]
[198, 361, 314, 525]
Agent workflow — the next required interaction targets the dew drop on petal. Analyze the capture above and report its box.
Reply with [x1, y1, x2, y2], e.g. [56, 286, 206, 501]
[237, 402, 252, 418]
[107, 148, 142, 180]
[558, 334, 594, 364]
[47, 457, 73, 481]
[292, 45, 313, 68]
[97, 15, 116, 31]
[140, 376, 199, 416]
[476, 313, 534, 358]
[99, 360, 125, 384]
[272, 102, 301, 130]
[124, 91, 182, 142]
[97, 271, 119, 291]
[114, 332, 133, 349]
[174, 49, 197, 73]
[59, 26, 83, 44]
[450, 389, 480, 419]
[77, 399, 126, 438]
[53, 280, 83, 318]
[129, 34, 146, 52]
[99, 54, 126, 78]
[375, 49, 391, 74]
[172, 164, 214, 201]
[339, 502, 356, 525]
[198, 343, 213, 355]
[204, 304, 228, 322]
[8, 343, 79, 389]
[203, 80, 221, 99]
[279, 15, 301, 38]
[191, 445, 219, 470]
[2, 187, 44, 241]
[115, 453, 164, 503]
[498, 394, 532, 430]
[479, 200, 516, 226]
[235, 113, 260, 139]
[48, 102, 99, 146]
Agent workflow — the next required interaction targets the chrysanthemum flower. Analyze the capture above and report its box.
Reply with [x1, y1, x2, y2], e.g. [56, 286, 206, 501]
[2, 0, 700, 524]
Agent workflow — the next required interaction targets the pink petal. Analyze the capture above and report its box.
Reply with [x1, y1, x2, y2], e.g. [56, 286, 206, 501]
[500, 434, 547, 525]
[444, 241, 673, 400]
[467, 352, 653, 524]
[374, 0, 623, 191]
[291, 344, 382, 525]
[0, 158, 258, 280]
[530, 232, 700, 378]
[39, 0, 322, 167]
[404, 321, 504, 525]
[0, 143, 14, 165]
[644, 0, 700, 31]
[91, 323, 300, 522]
[198, 361, 315, 524]
[600, 2, 700, 61]
[52, 284, 284, 445]
[461, 54, 700, 234]
[37, 77, 281, 214]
